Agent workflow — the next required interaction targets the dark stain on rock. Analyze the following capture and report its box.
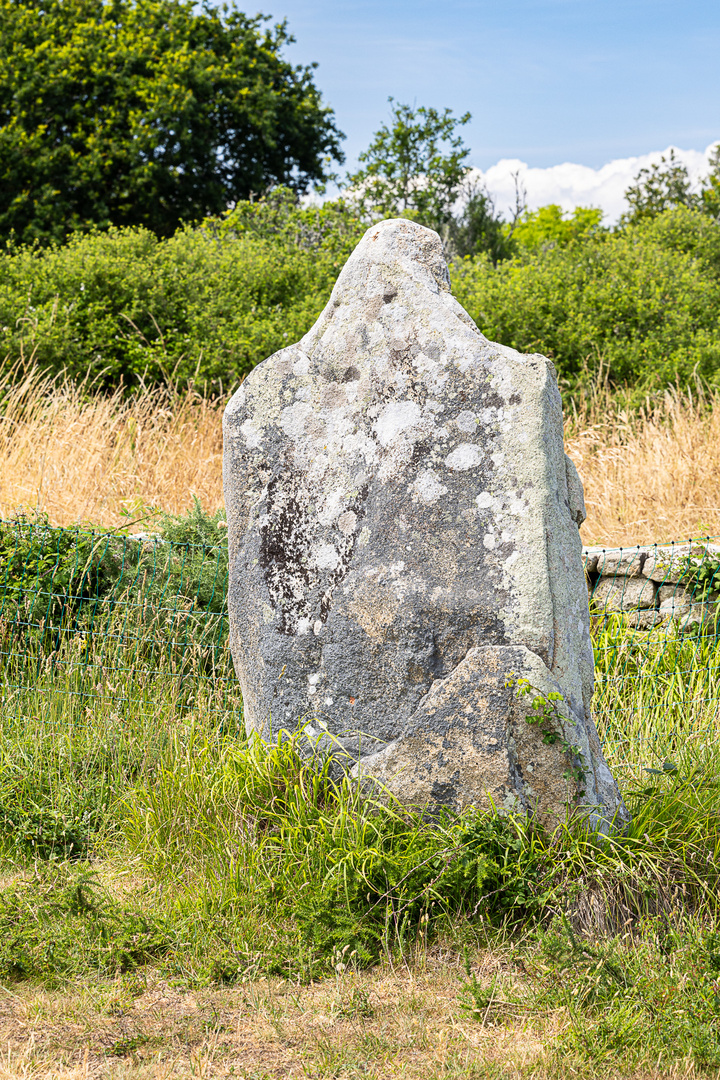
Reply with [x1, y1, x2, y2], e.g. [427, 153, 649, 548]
[258, 475, 313, 635]
[479, 388, 505, 411]
[259, 473, 372, 635]
[430, 776, 459, 804]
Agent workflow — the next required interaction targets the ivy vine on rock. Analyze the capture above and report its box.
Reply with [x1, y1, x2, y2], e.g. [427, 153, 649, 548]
[507, 677, 588, 799]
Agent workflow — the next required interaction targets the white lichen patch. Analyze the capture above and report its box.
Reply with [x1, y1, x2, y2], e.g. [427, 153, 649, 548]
[411, 469, 448, 505]
[317, 489, 345, 527]
[454, 410, 478, 433]
[312, 543, 342, 571]
[280, 401, 313, 438]
[240, 419, 262, 448]
[337, 510, 358, 536]
[475, 491, 499, 510]
[373, 400, 423, 446]
[445, 443, 483, 471]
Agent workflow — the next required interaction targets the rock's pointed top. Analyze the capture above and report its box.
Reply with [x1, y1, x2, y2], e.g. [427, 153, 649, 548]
[298, 218, 458, 360]
[332, 217, 451, 296]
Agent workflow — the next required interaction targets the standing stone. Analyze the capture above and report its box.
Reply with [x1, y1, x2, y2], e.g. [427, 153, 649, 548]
[223, 218, 628, 829]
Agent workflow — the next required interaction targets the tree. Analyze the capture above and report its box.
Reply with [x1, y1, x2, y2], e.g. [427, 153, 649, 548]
[701, 143, 720, 221]
[345, 99, 471, 232]
[0, 0, 345, 244]
[512, 204, 605, 251]
[446, 177, 525, 264]
[622, 149, 698, 224]
[451, 206, 720, 400]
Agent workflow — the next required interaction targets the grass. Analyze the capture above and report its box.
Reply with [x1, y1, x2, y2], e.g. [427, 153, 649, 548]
[1, 605, 720, 1075]
[3, 957, 713, 1080]
[0, 362, 224, 529]
[592, 613, 720, 779]
[4, 362, 720, 543]
[566, 380, 720, 544]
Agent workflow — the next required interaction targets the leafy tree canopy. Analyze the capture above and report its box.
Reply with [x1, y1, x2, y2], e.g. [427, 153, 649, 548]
[452, 205, 720, 400]
[622, 146, 720, 225]
[345, 99, 471, 232]
[0, 0, 345, 244]
[446, 179, 524, 265]
[2, 195, 720, 402]
[512, 204, 605, 251]
[701, 144, 720, 222]
[622, 150, 697, 224]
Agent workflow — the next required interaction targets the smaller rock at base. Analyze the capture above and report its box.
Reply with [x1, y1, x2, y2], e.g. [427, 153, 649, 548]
[352, 643, 625, 832]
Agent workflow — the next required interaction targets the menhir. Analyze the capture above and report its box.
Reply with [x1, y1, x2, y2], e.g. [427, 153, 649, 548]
[223, 218, 628, 830]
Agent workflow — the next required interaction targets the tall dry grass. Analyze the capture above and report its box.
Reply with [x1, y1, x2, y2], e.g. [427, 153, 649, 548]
[2, 364, 720, 544]
[0, 364, 225, 528]
[566, 383, 720, 545]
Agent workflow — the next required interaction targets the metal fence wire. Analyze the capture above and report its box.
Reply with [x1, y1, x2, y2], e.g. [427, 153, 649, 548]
[1, 518, 719, 772]
[585, 539, 720, 771]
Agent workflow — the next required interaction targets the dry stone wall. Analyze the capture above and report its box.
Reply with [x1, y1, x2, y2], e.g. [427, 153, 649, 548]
[584, 544, 720, 630]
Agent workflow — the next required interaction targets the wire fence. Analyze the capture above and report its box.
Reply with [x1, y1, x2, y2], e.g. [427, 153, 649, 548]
[585, 538, 720, 771]
[0, 516, 241, 727]
[1, 518, 719, 772]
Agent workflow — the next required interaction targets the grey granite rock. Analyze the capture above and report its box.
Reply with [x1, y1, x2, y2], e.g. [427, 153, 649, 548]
[223, 218, 628, 829]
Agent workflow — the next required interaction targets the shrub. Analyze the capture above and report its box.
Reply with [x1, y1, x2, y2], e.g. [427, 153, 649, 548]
[3, 199, 720, 400]
[451, 206, 720, 398]
[0, 192, 365, 391]
[0, 501, 230, 680]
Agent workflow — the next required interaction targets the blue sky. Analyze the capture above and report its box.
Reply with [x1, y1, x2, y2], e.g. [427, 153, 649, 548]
[270, 0, 718, 179]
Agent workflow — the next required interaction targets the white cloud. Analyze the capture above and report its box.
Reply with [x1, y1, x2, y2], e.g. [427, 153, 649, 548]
[469, 143, 718, 224]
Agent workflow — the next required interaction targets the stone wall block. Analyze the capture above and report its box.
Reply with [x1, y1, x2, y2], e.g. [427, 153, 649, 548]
[643, 544, 720, 584]
[590, 549, 652, 578]
[656, 585, 692, 619]
[592, 575, 657, 612]
[679, 603, 715, 631]
[583, 551, 599, 575]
